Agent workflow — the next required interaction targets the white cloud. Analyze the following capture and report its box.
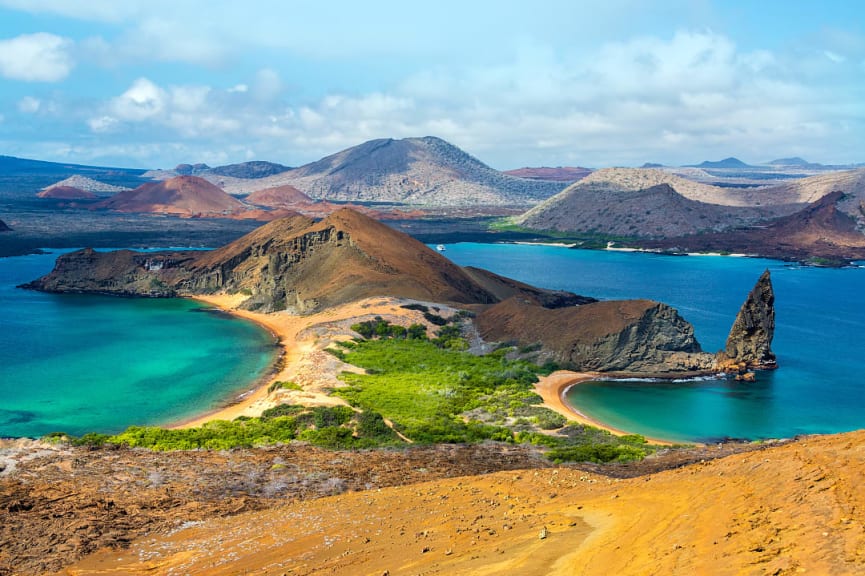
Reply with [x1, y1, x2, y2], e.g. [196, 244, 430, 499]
[17, 96, 41, 113]
[110, 77, 167, 121]
[0, 33, 74, 81]
[88, 115, 119, 133]
[119, 17, 229, 66]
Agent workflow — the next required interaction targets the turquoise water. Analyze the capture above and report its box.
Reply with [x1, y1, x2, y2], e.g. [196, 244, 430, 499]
[0, 251, 277, 438]
[441, 243, 865, 442]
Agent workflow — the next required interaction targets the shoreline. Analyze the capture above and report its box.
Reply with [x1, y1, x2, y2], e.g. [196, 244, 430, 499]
[535, 370, 674, 446]
[168, 294, 289, 428]
[167, 295, 443, 429]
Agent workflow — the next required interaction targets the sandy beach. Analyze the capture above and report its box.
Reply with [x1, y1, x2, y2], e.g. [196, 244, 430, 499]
[171, 295, 454, 428]
[535, 370, 673, 445]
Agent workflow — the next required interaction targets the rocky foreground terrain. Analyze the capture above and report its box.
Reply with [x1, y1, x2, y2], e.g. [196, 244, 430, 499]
[6, 429, 865, 575]
[0, 437, 774, 575]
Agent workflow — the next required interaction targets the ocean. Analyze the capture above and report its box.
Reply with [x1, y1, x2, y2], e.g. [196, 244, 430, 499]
[441, 243, 865, 443]
[3, 243, 865, 442]
[0, 250, 277, 438]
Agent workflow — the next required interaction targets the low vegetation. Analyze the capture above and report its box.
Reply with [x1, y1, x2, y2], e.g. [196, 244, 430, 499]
[333, 317, 657, 462]
[49, 404, 402, 451]
[52, 316, 658, 463]
[488, 218, 643, 250]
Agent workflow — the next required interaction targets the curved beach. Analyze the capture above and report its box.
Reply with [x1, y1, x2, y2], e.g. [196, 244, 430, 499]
[171, 295, 451, 429]
[535, 370, 674, 445]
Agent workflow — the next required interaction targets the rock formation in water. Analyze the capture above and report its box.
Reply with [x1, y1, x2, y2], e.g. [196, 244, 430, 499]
[475, 270, 777, 374]
[717, 269, 777, 370]
[0, 219, 10, 232]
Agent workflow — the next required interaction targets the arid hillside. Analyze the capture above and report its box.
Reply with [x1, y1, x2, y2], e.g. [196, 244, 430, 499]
[644, 190, 865, 263]
[212, 137, 566, 206]
[517, 167, 865, 244]
[246, 184, 313, 207]
[53, 429, 865, 575]
[96, 175, 246, 217]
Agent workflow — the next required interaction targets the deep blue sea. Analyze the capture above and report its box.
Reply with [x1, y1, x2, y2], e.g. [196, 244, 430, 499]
[0, 250, 277, 438]
[441, 243, 865, 443]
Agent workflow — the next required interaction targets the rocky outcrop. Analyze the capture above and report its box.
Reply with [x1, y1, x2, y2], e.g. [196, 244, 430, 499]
[717, 269, 777, 370]
[21, 248, 197, 297]
[22, 209, 580, 315]
[476, 297, 716, 373]
[475, 270, 778, 375]
[0, 219, 10, 232]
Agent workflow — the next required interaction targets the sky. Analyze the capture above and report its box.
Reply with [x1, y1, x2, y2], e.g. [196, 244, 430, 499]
[0, 0, 863, 170]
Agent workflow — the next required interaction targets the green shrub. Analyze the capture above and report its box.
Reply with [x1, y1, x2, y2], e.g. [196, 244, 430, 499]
[261, 404, 305, 419]
[268, 380, 302, 393]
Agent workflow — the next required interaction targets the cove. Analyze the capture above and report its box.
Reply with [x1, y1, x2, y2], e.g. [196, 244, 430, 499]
[441, 243, 865, 442]
[0, 251, 278, 438]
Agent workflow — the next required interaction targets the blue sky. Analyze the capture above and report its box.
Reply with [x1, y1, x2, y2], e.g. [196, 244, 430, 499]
[0, 0, 862, 169]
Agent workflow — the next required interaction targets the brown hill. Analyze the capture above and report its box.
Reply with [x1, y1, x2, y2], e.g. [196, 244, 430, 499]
[36, 185, 97, 200]
[30, 208, 589, 313]
[246, 184, 313, 207]
[645, 190, 865, 263]
[188, 208, 501, 312]
[59, 429, 865, 575]
[96, 176, 246, 217]
[516, 168, 865, 247]
[724, 168, 865, 210]
[502, 166, 592, 182]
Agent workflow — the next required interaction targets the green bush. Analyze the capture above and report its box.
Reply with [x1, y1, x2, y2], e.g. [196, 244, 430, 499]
[268, 380, 302, 393]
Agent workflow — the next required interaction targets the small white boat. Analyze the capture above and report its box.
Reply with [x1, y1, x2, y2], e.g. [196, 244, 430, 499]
[436, 244, 446, 252]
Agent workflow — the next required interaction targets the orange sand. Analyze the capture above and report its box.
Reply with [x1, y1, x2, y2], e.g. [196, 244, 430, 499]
[64, 429, 865, 575]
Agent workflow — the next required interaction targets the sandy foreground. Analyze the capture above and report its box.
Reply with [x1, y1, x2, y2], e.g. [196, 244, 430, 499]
[62, 429, 865, 575]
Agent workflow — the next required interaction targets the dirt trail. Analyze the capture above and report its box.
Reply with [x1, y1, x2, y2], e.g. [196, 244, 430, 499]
[60, 430, 865, 575]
